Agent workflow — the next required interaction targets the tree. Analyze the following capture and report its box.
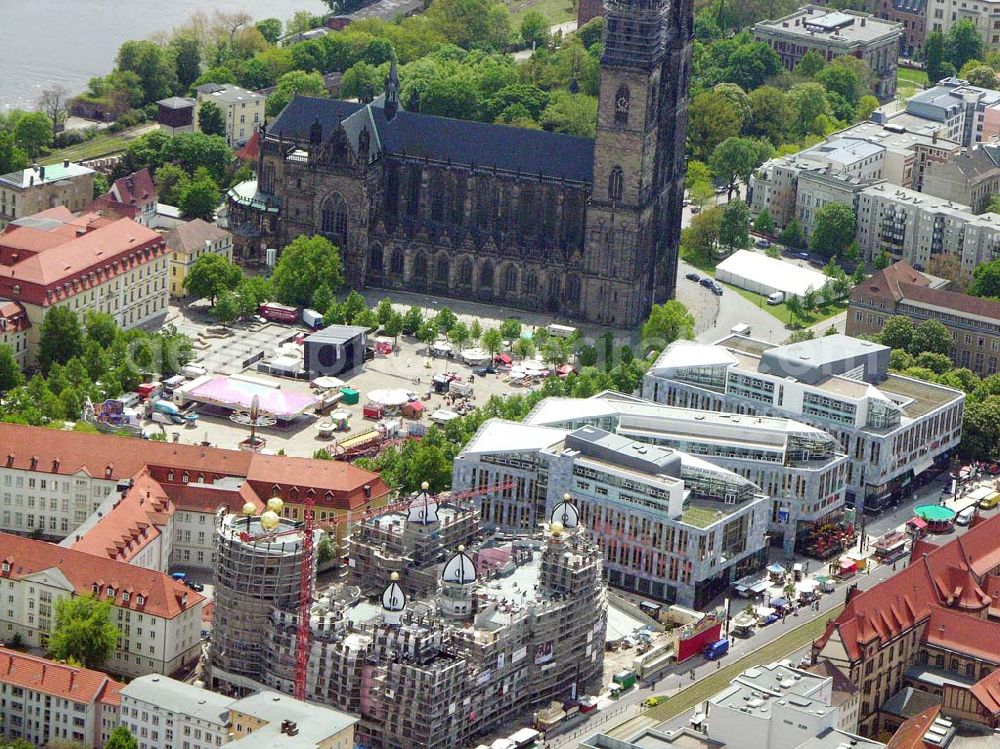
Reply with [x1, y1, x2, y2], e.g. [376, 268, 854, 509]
[964, 64, 997, 88]
[710, 137, 772, 199]
[688, 91, 743, 161]
[879, 315, 915, 351]
[780, 217, 805, 249]
[0, 344, 23, 394]
[911, 319, 952, 356]
[855, 94, 879, 122]
[816, 65, 860, 105]
[969, 259, 1000, 298]
[37, 85, 70, 139]
[170, 36, 202, 91]
[747, 86, 794, 145]
[681, 206, 723, 261]
[179, 176, 220, 221]
[14, 112, 53, 158]
[448, 322, 471, 349]
[0, 130, 28, 175]
[641, 301, 694, 350]
[266, 70, 328, 117]
[719, 200, 751, 251]
[48, 596, 119, 669]
[754, 208, 775, 236]
[795, 50, 827, 78]
[212, 290, 240, 327]
[538, 92, 598, 137]
[727, 42, 782, 91]
[154, 163, 189, 206]
[237, 275, 272, 311]
[945, 20, 984, 72]
[341, 62, 387, 103]
[481, 328, 504, 357]
[802, 288, 817, 312]
[417, 320, 439, 347]
[116, 40, 178, 104]
[256, 18, 283, 44]
[873, 249, 891, 270]
[788, 82, 830, 137]
[499, 318, 522, 341]
[512, 337, 535, 359]
[375, 298, 395, 325]
[197, 101, 226, 137]
[270, 235, 344, 306]
[316, 533, 335, 565]
[434, 307, 458, 332]
[785, 294, 803, 325]
[38, 307, 83, 376]
[384, 311, 404, 343]
[926, 32, 946, 83]
[469, 319, 483, 342]
[183, 253, 242, 305]
[809, 202, 855, 258]
[160, 132, 233, 181]
[402, 306, 424, 335]
[104, 727, 138, 749]
[520, 11, 549, 47]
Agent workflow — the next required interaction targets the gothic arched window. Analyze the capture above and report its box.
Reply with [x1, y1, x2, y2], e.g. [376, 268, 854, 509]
[459, 258, 473, 285]
[369, 244, 384, 276]
[320, 194, 349, 245]
[480, 261, 494, 290]
[390, 248, 404, 275]
[614, 85, 630, 126]
[566, 275, 581, 303]
[524, 271, 539, 296]
[436, 255, 450, 283]
[501, 265, 518, 293]
[414, 252, 428, 279]
[430, 171, 446, 222]
[609, 166, 624, 202]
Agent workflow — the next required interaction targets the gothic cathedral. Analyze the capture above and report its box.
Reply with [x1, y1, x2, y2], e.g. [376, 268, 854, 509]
[239, 0, 693, 328]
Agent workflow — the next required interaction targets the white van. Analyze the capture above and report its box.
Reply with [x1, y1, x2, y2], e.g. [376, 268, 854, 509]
[547, 323, 578, 339]
[956, 506, 976, 526]
[766, 291, 785, 305]
[730, 323, 752, 336]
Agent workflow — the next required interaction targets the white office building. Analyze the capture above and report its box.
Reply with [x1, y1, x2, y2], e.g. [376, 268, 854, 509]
[120, 676, 232, 749]
[642, 335, 965, 514]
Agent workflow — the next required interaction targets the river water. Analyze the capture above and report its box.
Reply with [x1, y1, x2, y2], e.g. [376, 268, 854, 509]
[0, 0, 328, 111]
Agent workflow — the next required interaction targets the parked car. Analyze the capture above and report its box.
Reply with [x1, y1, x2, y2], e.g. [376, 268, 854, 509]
[472, 365, 496, 376]
[755, 238, 771, 248]
[685, 272, 701, 282]
[712, 283, 724, 296]
[700, 277, 715, 289]
[760, 613, 780, 626]
[185, 581, 205, 592]
[795, 251, 811, 261]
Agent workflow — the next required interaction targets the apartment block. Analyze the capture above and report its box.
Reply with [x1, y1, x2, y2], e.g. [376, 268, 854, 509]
[928, 0, 1000, 48]
[194, 85, 264, 147]
[905, 78, 1000, 148]
[855, 182, 1000, 275]
[0, 162, 95, 229]
[641, 335, 965, 514]
[0, 206, 170, 365]
[0, 647, 122, 749]
[812, 512, 1000, 736]
[0, 533, 204, 679]
[453, 422, 769, 607]
[848, 261, 1000, 377]
[753, 6, 902, 101]
[164, 219, 234, 297]
[119, 675, 357, 749]
[523, 392, 849, 557]
[922, 144, 1000, 213]
[874, 0, 926, 57]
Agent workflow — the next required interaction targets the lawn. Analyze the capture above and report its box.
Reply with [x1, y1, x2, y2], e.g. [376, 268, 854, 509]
[726, 283, 847, 329]
[609, 604, 845, 732]
[896, 67, 928, 99]
[506, 0, 575, 26]
[40, 124, 156, 166]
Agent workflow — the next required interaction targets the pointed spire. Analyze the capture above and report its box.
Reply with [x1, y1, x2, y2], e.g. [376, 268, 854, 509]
[385, 55, 400, 121]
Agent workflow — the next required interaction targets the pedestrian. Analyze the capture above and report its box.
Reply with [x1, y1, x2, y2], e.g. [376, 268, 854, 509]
[717, 661, 722, 670]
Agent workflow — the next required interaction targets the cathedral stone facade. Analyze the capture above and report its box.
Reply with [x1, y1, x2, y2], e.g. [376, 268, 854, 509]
[246, 0, 692, 328]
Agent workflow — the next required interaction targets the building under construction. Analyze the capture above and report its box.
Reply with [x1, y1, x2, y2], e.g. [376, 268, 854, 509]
[347, 486, 481, 597]
[209, 491, 607, 749]
[209, 504, 315, 694]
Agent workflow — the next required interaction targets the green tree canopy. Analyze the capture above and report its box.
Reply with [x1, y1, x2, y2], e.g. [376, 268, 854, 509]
[688, 91, 743, 161]
[719, 200, 751, 251]
[911, 319, 952, 356]
[266, 70, 328, 117]
[271, 235, 344, 306]
[925, 32, 946, 82]
[104, 727, 138, 749]
[38, 307, 84, 376]
[48, 596, 120, 669]
[197, 101, 226, 137]
[809, 202, 855, 258]
[945, 20, 984, 71]
[255, 18, 283, 45]
[0, 344, 23, 394]
[641, 301, 695, 351]
[520, 10, 549, 47]
[116, 40, 178, 104]
[779, 217, 805, 249]
[710, 136, 773, 198]
[183, 253, 242, 305]
[179, 176, 221, 221]
[969, 258, 1000, 298]
[13, 112, 53, 158]
[754, 208, 774, 235]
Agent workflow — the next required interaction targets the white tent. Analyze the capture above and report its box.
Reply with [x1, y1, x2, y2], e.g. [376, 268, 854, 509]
[461, 348, 491, 364]
[715, 250, 830, 300]
[368, 389, 411, 407]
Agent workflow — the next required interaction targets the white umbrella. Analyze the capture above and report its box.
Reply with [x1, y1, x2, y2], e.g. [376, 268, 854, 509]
[311, 376, 345, 390]
[523, 360, 546, 372]
[368, 388, 411, 407]
[461, 348, 491, 363]
[431, 340, 453, 353]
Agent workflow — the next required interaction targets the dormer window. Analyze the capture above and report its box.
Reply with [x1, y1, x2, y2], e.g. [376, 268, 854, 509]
[136, 595, 145, 606]
[122, 592, 130, 602]
[167, 470, 174, 481]
[106, 586, 115, 598]
[92, 583, 99, 594]
[182, 472, 189, 484]
[1, 562, 9, 573]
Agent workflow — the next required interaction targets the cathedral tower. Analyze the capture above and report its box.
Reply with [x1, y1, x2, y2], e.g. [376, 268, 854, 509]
[582, 0, 691, 327]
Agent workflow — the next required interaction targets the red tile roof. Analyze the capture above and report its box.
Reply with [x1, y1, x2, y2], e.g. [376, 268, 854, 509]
[0, 646, 122, 704]
[851, 261, 930, 304]
[0, 300, 30, 332]
[886, 706, 941, 749]
[97, 678, 122, 707]
[164, 481, 262, 515]
[110, 169, 156, 207]
[0, 533, 203, 619]
[0, 423, 387, 513]
[970, 667, 1000, 715]
[69, 471, 174, 563]
[816, 512, 1000, 663]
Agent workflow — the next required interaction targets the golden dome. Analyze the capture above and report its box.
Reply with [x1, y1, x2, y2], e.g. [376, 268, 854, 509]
[260, 510, 280, 530]
[266, 497, 284, 514]
[551, 521, 564, 536]
[390, 572, 400, 581]
[242, 502, 256, 517]
[421, 481, 430, 491]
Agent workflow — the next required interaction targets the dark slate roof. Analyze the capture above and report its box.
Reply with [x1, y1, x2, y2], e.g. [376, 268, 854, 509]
[270, 96, 595, 184]
[892, 0, 926, 13]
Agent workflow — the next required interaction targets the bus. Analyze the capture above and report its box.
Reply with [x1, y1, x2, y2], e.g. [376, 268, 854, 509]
[613, 669, 637, 690]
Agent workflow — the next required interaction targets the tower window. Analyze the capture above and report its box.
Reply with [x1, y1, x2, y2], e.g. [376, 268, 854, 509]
[320, 194, 349, 246]
[609, 167, 624, 202]
[615, 85, 630, 125]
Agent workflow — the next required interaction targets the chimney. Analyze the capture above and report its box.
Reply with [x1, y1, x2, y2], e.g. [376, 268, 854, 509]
[63, 159, 69, 168]
[860, 16, 866, 25]
[39, 166, 45, 181]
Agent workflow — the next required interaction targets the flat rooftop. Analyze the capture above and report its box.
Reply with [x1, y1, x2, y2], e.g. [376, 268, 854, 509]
[880, 373, 963, 418]
[756, 4, 901, 42]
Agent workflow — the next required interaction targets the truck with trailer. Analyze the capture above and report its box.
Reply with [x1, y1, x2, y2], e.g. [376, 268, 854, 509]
[258, 302, 300, 324]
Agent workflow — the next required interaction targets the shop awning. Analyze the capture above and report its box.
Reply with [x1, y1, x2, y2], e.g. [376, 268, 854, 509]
[750, 580, 770, 593]
[911, 455, 936, 476]
[907, 517, 928, 530]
